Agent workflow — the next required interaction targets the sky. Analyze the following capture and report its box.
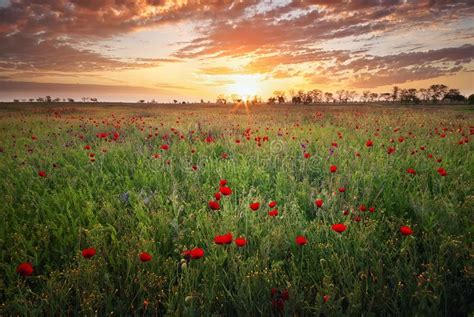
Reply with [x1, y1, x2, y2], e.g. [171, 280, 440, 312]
[0, 0, 473, 102]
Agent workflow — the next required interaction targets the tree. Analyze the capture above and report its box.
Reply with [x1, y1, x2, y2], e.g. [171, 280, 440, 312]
[400, 88, 419, 104]
[336, 90, 346, 102]
[346, 90, 357, 102]
[273, 90, 286, 103]
[46, 96, 52, 103]
[418, 88, 431, 103]
[443, 89, 465, 102]
[230, 94, 242, 104]
[308, 89, 322, 103]
[36, 97, 45, 102]
[67, 98, 75, 103]
[362, 90, 370, 102]
[139, 100, 145, 103]
[267, 97, 276, 104]
[392, 86, 399, 102]
[324, 92, 333, 103]
[29, 98, 34, 102]
[429, 84, 448, 103]
[468, 94, 474, 105]
[380, 93, 391, 102]
[369, 92, 378, 102]
[216, 94, 227, 104]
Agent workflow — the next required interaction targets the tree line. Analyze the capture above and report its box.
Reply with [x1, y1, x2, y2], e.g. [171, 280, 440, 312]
[217, 84, 473, 105]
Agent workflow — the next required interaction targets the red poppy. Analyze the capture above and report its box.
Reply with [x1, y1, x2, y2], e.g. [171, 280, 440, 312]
[359, 204, 367, 212]
[400, 226, 413, 236]
[139, 252, 152, 262]
[331, 223, 347, 233]
[366, 140, 373, 147]
[329, 165, 337, 173]
[249, 202, 260, 211]
[214, 192, 222, 200]
[208, 201, 220, 210]
[295, 235, 308, 246]
[269, 201, 277, 208]
[160, 144, 169, 150]
[315, 199, 323, 208]
[84, 145, 91, 150]
[82, 248, 96, 259]
[235, 237, 247, 247]
[353, 215, 362, 222]
[369, 207, 375, 213]
[323, 295, 330, 303]
[268, 209, 278, 217]
[214, 232, 233, 245]
[338, 187, 346, 193]
[437, 167, 447, 176]
[38, 170, 46, 177]
[304, 153, 311, 159]
[407, 168, 416, 175]
[219, 179, 227, 186]
[220, 186, 232, 196]
[182, 247, 205, 260]
[16, 262, 33, 276]
[387, 147, 396, 154]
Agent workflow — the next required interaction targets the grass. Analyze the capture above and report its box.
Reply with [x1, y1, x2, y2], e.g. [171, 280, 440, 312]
[0, 102, 472, 316]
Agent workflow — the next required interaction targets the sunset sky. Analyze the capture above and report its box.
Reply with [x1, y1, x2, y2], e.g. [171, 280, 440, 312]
[0, 0, 473, 102]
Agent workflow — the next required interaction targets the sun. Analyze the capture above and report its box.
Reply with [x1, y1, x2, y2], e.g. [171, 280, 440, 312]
[226, 75, 261, 100]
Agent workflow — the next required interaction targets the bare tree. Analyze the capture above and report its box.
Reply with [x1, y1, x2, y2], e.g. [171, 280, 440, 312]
[308, 89, 322, 103]
[216, 94, 227, 104]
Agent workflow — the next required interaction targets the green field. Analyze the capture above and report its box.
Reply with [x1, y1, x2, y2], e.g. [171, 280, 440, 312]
[0, 103, 473, 316]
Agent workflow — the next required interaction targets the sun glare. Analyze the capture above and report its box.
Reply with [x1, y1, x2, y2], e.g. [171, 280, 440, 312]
[226, 75, 261, 100]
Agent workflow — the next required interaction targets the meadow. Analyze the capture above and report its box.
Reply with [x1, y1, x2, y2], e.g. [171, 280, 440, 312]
[0, 102, 472, 316]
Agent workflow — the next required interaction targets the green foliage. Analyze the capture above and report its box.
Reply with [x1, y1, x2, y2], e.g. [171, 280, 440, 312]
[0, 104, 472, 316]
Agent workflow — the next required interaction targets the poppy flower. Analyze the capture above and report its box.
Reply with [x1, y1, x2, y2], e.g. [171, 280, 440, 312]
[16, 262, 33, 276]
[214, 233, 233, 245]
[208, 201, 220, 210]
[437, 167, 447, 176]
[189, 247, 204, 259]
[353, 215, 361, 222]
[407, 168, 416, 175]
[338, 187, 346, 193]
[268, 209, 278, 217]
[331, 223, 347, 233]
[269, 201, 277, 208]
[235, 237, 247, 247]
[329, 165, 337, 173]
[323, 295, 330, 303]
[84, 145, 91, 150]
[139, 252, 152, 262]
[38, 170, 46, 177]
[366, 140, 373, 147]
[359, 204, 367, 212]
[295, 235, 308, 246]
[315, 199, 323, 208]
[160, 144, 169, 150]
[82, 248, 96, 259]
[249, 202, 260, 211]
[369, 207, 375, 213]
[221, 152, 229, 159]
[304, 153, 311, 159]
[220, 186, 232, 196]
[214, 192, 222, 200]
[387, 147, 396, 154]
[400, 226, 413, 236]
[219, 179, 227, 186]
[182, 247, 205, 260]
